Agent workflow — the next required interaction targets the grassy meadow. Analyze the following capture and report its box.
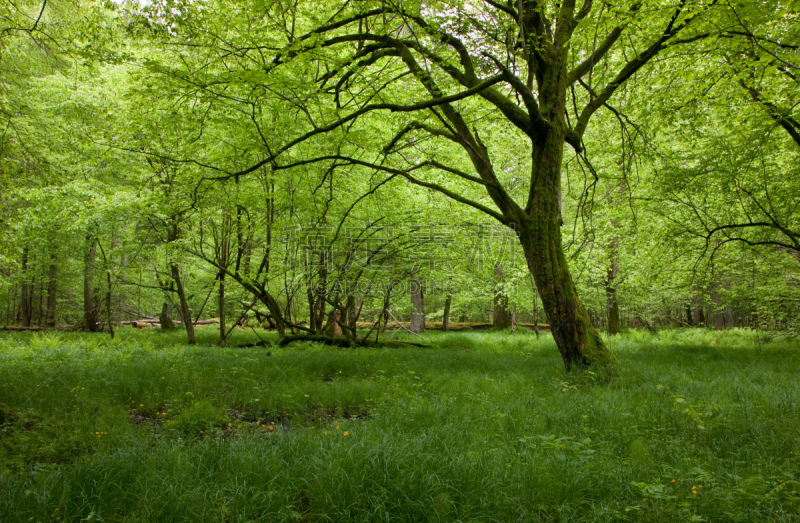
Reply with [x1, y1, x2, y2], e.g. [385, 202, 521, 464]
[0, 327, 798, 522]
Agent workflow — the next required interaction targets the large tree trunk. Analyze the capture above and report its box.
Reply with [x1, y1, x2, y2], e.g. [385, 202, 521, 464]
[442, 294, 452, 332]
[517, 129, 613, 370]
[20, 247, 32, 327]
[46, 254, 57, 327]
[171, 264, 195, 344]
[410, 276, 425, 334]
[84, 236, 99, 331]
[493, 262, 512, 329]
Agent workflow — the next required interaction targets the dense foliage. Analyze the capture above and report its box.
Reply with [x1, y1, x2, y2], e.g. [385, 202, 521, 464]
[1, 0, 799, 354]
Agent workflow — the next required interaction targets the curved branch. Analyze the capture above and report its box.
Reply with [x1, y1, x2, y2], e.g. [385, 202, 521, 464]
[275, 154, 509, 223]
[222, 75, 504, 180]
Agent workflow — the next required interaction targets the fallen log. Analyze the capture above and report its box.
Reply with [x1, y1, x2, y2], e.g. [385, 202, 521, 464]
[352, 321, 549, 332]
[131, 321, 159, 329]
[275, 335, 429, 349]
[121, 318, 219, 326]
[2, 325, 74, 332]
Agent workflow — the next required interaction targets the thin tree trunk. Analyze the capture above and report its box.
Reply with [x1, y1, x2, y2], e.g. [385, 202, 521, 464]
[493, 262, 511, 329]
[344, 295, 357, 339]
[531, 279, 540, 340]
[606, 259, 621, 335]
[38, 267, 46, 326]
[345, 295, 357, 327]
[724, 281, 734, 327]
[96, 239, 114, 339]
[171, 264, 195, 344]
[218, 274, 226, 340]
[307, 286, 317, 333]
[46, 254, 57, 327]
[84, 236, 98, 331]
[511, 304, 517, 333]
[217, 211, 233, 341]
[380, 291, 391, 334]
[410, 276, 425, 334]
[442, 294, 452, 332]
[712, 284, 724, 331]
[20, 247, 31, 327]
[692, 288, 705, 326]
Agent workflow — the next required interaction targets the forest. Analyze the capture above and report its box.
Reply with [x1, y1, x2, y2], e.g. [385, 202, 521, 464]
[1, 0, 799, 521]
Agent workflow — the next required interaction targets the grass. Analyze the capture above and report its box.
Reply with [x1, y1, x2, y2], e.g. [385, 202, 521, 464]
[0, 327, 798, 521]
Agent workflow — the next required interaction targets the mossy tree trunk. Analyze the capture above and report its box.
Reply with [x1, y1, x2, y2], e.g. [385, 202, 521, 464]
[518, 217, 612, 370]
[515, 125, 614, 371]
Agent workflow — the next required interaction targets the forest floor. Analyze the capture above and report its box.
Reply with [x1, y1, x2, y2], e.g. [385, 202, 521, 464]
[0, 327, 798, 522]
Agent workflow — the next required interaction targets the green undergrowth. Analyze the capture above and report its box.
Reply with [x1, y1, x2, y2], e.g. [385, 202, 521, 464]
[0, 327, 798, 521]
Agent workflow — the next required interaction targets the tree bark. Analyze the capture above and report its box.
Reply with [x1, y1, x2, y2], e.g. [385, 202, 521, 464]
[171, 264, 195, 344]
[410, 276, 425, 333]
[442, 294, 452, 332]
